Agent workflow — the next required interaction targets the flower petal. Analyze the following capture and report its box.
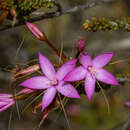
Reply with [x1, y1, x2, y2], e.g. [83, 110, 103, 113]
[42, 87, 56, 111]
[0, 94, 12, 98]
[64, 66, 86, 82]
[57, 83, 80, 98]
[56, 59, 77, 81]
[96, 68, 119, 85]
[0, 102, 8, 107]
[39, 52, 56, 80]
[0, 98, 12, 102]
[0, 102, 14, 112]
[85, 71, 96, 100]
[80, 52, 92, 68]
[92, 52, 114, 68]
[20, 76, 51, 89]
[124, 101, 130, 106]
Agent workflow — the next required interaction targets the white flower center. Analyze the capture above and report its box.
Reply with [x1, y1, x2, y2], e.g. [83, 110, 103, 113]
[50, 79, 58, 86]
[87, 65, 97, 77]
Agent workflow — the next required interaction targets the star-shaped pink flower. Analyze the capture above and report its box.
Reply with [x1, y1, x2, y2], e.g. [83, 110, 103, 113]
[20, 52, 80, 111]
[64, 52, 119, 100]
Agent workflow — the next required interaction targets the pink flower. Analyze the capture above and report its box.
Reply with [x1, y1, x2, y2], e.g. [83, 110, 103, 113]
[0, 94, 15, 112]
[26, 22, 44, 40]
[124, 101, 130, 106]
[20, 52, 80, 111]
[64, 52, 119, 100]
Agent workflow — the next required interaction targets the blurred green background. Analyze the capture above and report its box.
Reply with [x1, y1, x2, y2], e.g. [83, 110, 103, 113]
[0, 0, 130, 130]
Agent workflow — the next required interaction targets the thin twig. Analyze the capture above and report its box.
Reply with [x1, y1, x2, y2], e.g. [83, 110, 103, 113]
[58, 93, 71, 130]
[97, 81, 110, 114]
[8, 110, 13, 130]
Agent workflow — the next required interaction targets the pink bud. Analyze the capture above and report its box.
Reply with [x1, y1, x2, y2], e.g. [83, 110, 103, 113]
[42, 106, 52, 120]
[15, 64, 40, 78]
[19, 88, 35, 94]
[77, 39, 85, 52]
[10, 7, 17, 17]
[26, 22, 46, 40]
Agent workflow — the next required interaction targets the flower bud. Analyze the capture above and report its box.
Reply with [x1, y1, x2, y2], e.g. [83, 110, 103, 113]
[26, 22, 47, 41]
[15, 64, 40, 78]
[42, 106, 52, 120]
[10, 7, 16, 17]
[77, 39, 85, 52]
[10, 7, 17, 25]
[19, 88, 35, 94]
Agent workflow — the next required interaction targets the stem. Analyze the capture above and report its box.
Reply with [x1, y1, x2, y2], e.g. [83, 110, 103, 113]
[58, 93, 71, 130]
[96, 81, 110, 114]
[8, 110, 13, 130]
[12, 91, 40, 101]
[75, 51, 80, 58]
[43, 38, 68, 61]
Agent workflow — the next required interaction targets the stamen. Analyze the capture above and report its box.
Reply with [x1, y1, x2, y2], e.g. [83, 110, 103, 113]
[87, 66, 97, 77]
[50, 79, 58, 85]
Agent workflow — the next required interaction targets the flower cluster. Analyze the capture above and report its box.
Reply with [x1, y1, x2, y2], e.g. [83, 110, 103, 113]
[20, 51, 119, 111]
[0, 22, 119, 113]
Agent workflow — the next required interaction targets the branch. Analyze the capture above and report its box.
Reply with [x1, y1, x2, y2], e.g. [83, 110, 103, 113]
[62, 0, 111, 14]
[117, 77, 130, 82]
[83, 17, 130, 31]
[0, 0, 112, 31]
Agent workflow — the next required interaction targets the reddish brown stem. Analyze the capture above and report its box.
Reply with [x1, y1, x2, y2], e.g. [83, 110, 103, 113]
[40, 32, 68, 61]
[75, 51, 80, 58]
[45, 39, 68, 61]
